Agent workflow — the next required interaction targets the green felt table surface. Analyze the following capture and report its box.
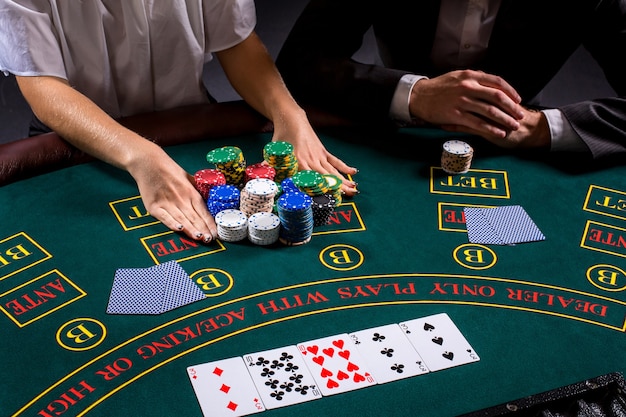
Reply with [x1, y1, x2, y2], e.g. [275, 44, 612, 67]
[0, 127, 624, 417]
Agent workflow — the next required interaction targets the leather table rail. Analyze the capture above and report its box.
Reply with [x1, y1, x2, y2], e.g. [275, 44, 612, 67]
[0, 100, 352, 186]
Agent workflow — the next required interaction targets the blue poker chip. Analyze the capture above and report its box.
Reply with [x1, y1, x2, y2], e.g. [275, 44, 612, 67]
[277, 191, 312, 211]
[280, 177, 301, 194]
[209, 184, 240, 202]
[276, 191, 314, 244]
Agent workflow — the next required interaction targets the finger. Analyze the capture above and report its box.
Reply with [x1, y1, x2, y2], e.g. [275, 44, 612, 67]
[440, 119, 506, 142]
[474, 72, 522, 104]
[457, 92, 520, 130]
[189, 194, 218, 242]
[341, 182, 359, 197]
[300, 156, 359, 196]
[151, 205, 206, 241]
[183, 174, 217, 242]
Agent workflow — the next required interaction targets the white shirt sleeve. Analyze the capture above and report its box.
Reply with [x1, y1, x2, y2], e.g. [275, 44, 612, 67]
[0, 0, 256, 117]
[389, 74, 427, 123]
[541, 109, 588, 152]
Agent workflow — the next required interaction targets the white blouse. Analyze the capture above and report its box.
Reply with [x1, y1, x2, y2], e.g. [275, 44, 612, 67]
[0, 0, 256, 118]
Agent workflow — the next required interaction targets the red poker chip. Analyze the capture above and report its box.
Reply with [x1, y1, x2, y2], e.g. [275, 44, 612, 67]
[194, 169, 227, 199]
[245, 162, 276, 181]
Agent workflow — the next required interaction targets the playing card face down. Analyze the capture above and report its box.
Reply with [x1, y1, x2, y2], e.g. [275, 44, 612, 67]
[106, 266, 166, 315]
[296, 333, 377, 396]
[106, 260, 204, 315]
[187, 357, 265, 417]
[465, 205, 545, 245]
[349, 323, 430, 383]
[243, 345, 322, 409]
[398, 313, 480, 371]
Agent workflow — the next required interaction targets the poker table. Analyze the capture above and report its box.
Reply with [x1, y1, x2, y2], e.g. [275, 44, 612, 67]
[1, 101, 625, 417]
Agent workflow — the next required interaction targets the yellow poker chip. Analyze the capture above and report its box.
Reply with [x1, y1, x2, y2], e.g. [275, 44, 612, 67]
[263, 141, 298, 183]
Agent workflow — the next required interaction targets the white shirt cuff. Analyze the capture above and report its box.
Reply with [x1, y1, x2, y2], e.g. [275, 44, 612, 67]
[390, 74, 427, 123]
[541, 109, 588, 152]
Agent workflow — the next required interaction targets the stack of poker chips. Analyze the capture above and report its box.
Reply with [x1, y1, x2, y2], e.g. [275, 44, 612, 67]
[276, 191, 314, 246]
[311, 194, 336, 227]
[206, 146, 247, 186]
[291, 170, 330, 197]
[441, 140, 474, 174]
[206, 185, 240, 217]
[263, 141, 299, 183]
[239, 178, 278, 217]
[323, 174, 343, 205]
[292, 170, 337, 226]
[247, 211, 281, 245]
[194, 169, 227, 200]
[215, 209, 248, 242]
[244, 162, 276, 182]
[280, 177, 300, 194]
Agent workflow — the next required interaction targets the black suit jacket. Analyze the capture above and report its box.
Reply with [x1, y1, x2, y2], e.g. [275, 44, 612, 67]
[276, 0, 626, 158]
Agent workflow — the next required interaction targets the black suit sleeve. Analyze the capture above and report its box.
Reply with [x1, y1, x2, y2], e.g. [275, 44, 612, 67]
[559, 0, 626, 158]
[276, 0, 410, 123]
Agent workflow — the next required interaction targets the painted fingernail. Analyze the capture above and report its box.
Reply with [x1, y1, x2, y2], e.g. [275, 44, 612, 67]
[203, 235, 212, 243]
[176, 224, 184, 230]
[195, 232, 203, 239]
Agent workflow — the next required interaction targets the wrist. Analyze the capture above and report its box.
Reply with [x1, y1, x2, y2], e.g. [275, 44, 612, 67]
[525, 109, 551, 149]
[408, 77, 429, 123]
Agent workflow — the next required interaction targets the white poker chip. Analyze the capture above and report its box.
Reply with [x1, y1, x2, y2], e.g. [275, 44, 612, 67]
[248, 212, 281, 230]
[244, 178, 278, 196]
[248, 212, 281, 245]
[215, 209, 248, 228]
[441, 139, 474, 174]
[240, 180, 277, 217]
[443, 140, 473, 155]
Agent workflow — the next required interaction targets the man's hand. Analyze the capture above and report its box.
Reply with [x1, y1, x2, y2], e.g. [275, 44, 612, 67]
[487, 107, 551, 150]
[409, 70, 525, 140]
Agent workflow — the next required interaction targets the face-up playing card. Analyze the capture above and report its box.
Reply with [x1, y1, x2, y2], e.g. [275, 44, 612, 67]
[187, 357, 265, 417]
[297, 333, 376, 396]
[398, 313, 480, 372]
[349, 324, 429, 383]
[243, 345, 322, 409]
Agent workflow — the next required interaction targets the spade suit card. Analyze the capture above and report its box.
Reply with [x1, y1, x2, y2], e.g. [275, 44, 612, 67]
[398, 313, 480, 371]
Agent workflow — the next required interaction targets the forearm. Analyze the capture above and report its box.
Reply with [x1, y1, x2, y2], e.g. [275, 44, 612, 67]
[216, 32, 358, 195]
[15, 75, 163, 174]
[217, 33, 305, 130]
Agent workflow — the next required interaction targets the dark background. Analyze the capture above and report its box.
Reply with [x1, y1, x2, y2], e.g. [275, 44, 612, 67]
[0, 0, 616, 145]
